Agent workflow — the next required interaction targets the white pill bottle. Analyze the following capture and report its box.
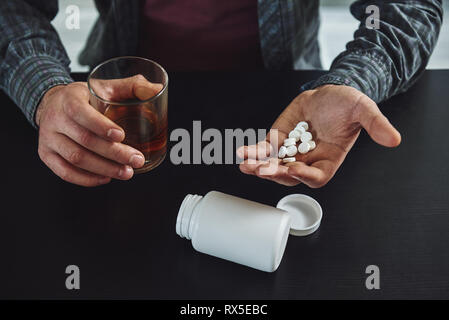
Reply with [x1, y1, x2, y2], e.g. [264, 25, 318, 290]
[176, 191, 322, 272]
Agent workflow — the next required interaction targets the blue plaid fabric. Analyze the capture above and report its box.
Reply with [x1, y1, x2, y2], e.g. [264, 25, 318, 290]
[0, 0, 443, 128]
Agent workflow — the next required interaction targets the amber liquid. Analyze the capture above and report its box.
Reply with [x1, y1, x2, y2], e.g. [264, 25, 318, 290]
[104, 103, 167, 173]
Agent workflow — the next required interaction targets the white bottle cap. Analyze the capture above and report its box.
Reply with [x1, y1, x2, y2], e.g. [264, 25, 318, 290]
[276, 194, 322, 236]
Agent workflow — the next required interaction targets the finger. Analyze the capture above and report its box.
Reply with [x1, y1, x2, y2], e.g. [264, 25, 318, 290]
[92, 75, 163, 101]
[240, 157, 301, 186]
[63, 98, 125, 142]
[256, 161, 301, 186]
[60, 118, 145, 168]
[41, 150, 111, 187]
[356, 95, 401, 147]
[286, 160, 334, 188]
[266, 128, 288, 150]
[239, 159, 269, 175]
[236, 128, 288, 160]
[49, 133, 134, 180]
[237, 141, 273, 160]
[255, 158, 283, 176]
[134, 78, 164, 100]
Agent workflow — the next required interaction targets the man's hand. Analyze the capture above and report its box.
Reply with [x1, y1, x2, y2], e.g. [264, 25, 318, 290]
[36, 76, 162, 187]
[237, 85, 401, 188]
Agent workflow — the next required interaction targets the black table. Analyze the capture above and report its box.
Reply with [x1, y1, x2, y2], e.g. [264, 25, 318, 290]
[1, 70, 448, 300]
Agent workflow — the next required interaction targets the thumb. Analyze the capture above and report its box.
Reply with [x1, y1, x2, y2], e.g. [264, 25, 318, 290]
[91, 75, 164, 102]
[131, 75, 164, 100]
[357, 96, 401, 147]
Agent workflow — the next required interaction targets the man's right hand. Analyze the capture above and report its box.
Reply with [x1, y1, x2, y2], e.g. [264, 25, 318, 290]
[35, 77, 161, 187]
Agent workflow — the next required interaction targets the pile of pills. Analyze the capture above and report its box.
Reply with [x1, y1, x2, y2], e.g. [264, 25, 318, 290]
[278, 121, 316, 163]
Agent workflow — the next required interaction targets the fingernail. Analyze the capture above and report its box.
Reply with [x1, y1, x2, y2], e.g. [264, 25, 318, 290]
[129, 154, 145, 168]
[107, 128, 124, 141]
[118, 165, 133, 179]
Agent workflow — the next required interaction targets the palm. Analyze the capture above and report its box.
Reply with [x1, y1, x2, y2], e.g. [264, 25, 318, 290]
[238, 85, 401, 187]
[274, 88, 360, 166]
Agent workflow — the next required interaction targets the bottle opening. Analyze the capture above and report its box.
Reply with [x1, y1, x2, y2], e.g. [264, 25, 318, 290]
[176, 194, 203, 240]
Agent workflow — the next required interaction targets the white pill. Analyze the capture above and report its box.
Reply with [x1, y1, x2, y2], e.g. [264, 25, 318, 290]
[282, 157, 296, 163]
[300, 131, 313, 143]
[286, 145, 297, 157]
[295, 126, 306, 134]
[296, 121, 309, 131]
[278, 146, 287, 158]
[288, 129, 301, 142]
[308, 140, 316, 151]
[298, 142, 311, 154]
[283, 138, 296, 147]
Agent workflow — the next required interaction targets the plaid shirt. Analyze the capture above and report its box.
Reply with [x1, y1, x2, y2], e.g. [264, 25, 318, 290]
[0, 0, 443, 128]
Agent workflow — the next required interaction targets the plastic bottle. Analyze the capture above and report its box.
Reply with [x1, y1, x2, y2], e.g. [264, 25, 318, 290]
[176, 191, 291, 272]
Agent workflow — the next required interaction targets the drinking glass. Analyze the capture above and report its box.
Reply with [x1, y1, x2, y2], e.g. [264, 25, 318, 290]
[88, 57, 168, 173]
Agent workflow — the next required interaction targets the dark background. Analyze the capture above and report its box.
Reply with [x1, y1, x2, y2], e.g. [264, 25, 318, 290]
[1, 70, 448, 299]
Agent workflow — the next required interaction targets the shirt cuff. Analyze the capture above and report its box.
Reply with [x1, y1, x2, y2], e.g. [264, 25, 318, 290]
[301, 51, 391, 103]
[7, 55, 74, 129]
[298, 74, 363, 96]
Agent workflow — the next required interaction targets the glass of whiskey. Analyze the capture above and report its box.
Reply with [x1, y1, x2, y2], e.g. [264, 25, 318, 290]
[88, 56, 168, 173]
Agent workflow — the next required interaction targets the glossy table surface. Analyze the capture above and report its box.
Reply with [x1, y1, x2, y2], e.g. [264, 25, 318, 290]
[1, 70, 448, 299]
